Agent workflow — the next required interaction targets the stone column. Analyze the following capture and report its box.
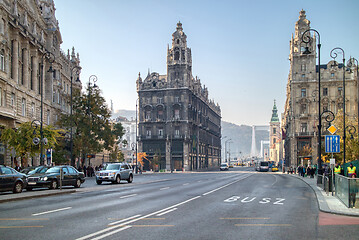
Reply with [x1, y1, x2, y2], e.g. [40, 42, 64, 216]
[22, 46, 29, 88]
[11, 38, 18, 82]
[31, 52, 38, 92]
[166, 139, 171, 170]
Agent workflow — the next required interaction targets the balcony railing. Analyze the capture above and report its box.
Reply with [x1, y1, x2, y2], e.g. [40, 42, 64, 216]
[295, 132, 315, 137]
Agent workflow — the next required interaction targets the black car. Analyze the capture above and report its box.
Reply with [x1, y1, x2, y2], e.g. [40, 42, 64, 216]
[0, 165, 27, 193]
[26, 166, 52, 175]
[27, 165, 85, 190]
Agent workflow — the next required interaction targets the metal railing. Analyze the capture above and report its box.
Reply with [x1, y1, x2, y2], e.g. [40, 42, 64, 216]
[335, 174, 358, 208]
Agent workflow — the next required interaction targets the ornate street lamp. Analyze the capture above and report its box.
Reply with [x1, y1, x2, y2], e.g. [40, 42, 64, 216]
[301, 29, 322, 173]
[330, 47, 346, 163]
[86, 75, 98, 166]
[39, 51, 55, 165]
[347, 57, 359, 140]
[135, 98, 138, 174]
[346, 125, 357, 140]
[70, 66, 81, 167]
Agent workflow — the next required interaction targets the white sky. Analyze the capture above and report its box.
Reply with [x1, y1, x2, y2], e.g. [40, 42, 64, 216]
[54, 0, 359, 126]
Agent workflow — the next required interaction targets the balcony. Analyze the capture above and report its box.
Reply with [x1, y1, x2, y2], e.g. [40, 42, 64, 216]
[295, 132, 315, 137]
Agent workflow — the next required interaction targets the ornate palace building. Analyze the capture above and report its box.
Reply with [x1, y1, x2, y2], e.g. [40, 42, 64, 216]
[282, 10, 358, 167]
[137, 22, 221, 171]
[0, 0, 82, 166]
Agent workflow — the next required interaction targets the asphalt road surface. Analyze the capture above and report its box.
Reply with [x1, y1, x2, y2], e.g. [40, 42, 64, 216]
[1, 167, 359, 240]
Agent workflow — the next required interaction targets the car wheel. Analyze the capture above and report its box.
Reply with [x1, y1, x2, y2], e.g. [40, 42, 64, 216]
[13, 181, 23, 193]
[96, 180, 102, 185]
[49, 180, 58, 189]
[115, 175, 121, 184]
[74, 179, 81, 188]
[127, 174, 133, 183]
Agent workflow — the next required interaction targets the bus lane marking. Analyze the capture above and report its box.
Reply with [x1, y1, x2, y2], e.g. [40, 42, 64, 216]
[224, 196, 285, 205]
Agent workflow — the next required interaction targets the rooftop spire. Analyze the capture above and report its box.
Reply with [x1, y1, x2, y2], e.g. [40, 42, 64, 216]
[271, 100, 280, 122]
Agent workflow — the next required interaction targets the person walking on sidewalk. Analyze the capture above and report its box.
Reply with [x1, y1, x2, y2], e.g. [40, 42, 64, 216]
[347, 163, 356, 178]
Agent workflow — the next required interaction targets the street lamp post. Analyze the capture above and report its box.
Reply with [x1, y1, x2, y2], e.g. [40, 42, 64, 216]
[301, 29, 322, 173]
[347, 57, 359, 140]
[70, 66, 81, 167]
[222, 136, 227, 163]
[135, 98, 138, 174]
[225, 139, 232, 163]
[39, 51, 55, 165]
[86, 75, 98, 166]
[330, 48, 346, 163]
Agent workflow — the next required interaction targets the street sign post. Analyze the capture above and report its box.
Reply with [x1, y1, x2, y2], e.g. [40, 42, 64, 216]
[325, 135, 340, 153]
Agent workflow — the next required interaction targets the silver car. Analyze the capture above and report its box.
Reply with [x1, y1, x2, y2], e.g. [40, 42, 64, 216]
[95, 163, 133, 185]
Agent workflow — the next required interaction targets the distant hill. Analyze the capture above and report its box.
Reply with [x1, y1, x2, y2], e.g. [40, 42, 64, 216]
[112, 110, 269, 157]
[221, 121, 269, 158]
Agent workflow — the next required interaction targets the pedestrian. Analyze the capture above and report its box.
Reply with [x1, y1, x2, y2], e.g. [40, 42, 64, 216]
[349, 173, 357, 208]
[302, 166, 306, 177]
[334, 163, 342, 175]
[347, 163, 356, 178]
[83, 165, 87, 177]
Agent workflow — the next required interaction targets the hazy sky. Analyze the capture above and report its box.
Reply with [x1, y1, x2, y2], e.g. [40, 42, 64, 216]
[54, 0, 359, 126]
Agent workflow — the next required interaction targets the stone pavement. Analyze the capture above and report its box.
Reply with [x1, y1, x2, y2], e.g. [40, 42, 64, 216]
[286, 173, 359, 217]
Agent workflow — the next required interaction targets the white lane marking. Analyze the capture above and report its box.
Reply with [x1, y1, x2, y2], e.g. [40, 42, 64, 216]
[183, 183, 189, 186]
[109, 215, 141, 226]
[119, 194, 137, 199]
[76, 196, 201, 240]
[271, 175, 278, 186]
[197, 180, 202, 183]
[156, 208, 177, 217]
[91, 226, 132, 240]
[160, 187, 170, 190]
[32, 207, 72, 216]
[202, 174, 251, 196]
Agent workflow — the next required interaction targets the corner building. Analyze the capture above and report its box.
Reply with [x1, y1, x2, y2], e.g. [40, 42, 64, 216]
[0, 0, 82, 166]
[137, 22, 221, 171]
[282, 10, 358, 167]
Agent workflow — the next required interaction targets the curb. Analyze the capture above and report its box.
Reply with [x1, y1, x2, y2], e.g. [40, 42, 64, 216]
[286, 173, 359, 217]
[0, 189, 76, 203]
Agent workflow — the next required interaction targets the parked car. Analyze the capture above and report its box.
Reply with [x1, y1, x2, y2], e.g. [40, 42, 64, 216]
[20, 166, 37, 175]
[27, 165, 85, 190]
[0, 165, 27, 193]
[220, 163, 229, 171]
[26, 166, 52, 176]
[95, 162, 133, 184]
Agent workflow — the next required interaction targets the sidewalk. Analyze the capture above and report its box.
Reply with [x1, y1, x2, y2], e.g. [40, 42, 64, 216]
[286, 173, 359, 217]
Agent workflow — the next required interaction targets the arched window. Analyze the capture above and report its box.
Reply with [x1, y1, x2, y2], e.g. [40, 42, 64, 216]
[174, 51, 179, 60]
[47, 109, 50, 125]
[0, 49, 5, 71]
[21, 98, 26, 116]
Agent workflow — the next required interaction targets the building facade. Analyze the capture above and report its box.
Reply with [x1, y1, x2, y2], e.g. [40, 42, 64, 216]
[137, 22, 221, 171]
[0, 0, 82, 166]
[282, 10, 358, 167]
[115, 116, 136, 164]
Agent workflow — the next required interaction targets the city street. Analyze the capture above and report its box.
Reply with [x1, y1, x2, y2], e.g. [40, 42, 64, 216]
[1, 168, 359, 240]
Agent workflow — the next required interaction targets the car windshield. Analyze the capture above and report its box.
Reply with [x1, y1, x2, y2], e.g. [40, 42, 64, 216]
[260, 162, 269, 166]
[28, 166, 42, 175]
[46, 167, 61, 173]
[221, 163, 227, 167]
[104, 164, 120, 170]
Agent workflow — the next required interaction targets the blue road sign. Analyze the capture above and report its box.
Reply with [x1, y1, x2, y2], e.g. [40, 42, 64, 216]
[325, 135, 340, 153]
